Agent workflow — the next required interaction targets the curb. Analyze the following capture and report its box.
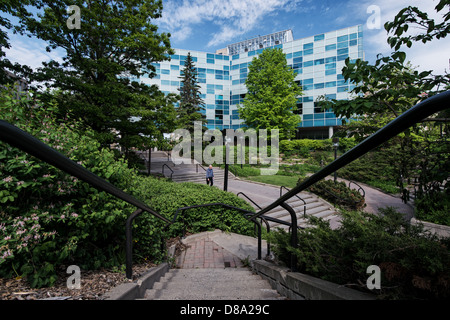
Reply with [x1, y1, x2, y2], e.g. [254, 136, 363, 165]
[104, 245, 176, 300]
[104, 262, 170, 300]
[251, 260, 376, 300]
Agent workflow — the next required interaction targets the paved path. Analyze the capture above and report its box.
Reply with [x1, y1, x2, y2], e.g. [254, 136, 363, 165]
[321, 176, 415, 219]
[175, 230, 265, 269]
[211, 175, 414, 220]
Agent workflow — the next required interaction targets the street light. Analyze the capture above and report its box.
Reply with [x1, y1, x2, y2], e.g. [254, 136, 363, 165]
[239, 135, 244, 169]
[332, 137, 339, 184]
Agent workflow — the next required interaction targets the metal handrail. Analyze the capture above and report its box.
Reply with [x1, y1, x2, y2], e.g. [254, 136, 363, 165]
[348, 180, 365, 198]
[0, 120, 170, 224]
[162, 163, 174, 179]
[0, 120, 171, 279]
[246, 90, 450, 270]
[306, 179, 365, 208]
[247, 91, 450, 222]
[280, 186, 306, 218]
[237, 192, 271, 256]
[196, 163, 206, 173]
[163, 202, 296, 260]
[237, 192, 262, 210]
[164, 202, 262, 259]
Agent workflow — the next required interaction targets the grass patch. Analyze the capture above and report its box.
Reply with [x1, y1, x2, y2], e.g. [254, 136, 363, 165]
[366, 179, 400, 194]
[246, 175, 299, 188]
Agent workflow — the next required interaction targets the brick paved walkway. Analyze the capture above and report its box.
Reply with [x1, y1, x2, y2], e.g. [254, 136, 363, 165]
[176, 238, 244, 269]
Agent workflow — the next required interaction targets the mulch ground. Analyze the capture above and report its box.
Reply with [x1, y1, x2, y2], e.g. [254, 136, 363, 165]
[0, 261, 157, 300]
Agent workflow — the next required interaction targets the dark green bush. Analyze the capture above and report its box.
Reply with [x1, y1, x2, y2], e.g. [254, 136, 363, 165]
[298, 178, 365, 210]
[267, 207, 450, 300]
[415, 192, 450, 226]
[0, 88, 254, 287]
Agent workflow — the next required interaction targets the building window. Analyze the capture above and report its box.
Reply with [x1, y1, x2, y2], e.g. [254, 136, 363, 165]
[314, 102, 324, 113]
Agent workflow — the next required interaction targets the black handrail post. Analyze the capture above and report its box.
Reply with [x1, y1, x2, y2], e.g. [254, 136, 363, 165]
[148, 148, 151, 176]
[280, 202, 297, 272]
[245, 91, 450, 223]
[259, 216, 271, 257]
[253, 218, 262, 260]
[126, 208, 143, 279]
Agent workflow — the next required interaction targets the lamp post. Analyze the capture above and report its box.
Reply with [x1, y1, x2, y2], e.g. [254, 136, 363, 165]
[240, 135, 244, 169]
[332, 137, 339, 184]
[224, 135, 229, 192]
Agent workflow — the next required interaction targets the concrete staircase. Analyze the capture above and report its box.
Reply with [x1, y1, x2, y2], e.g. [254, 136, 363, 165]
[261, 193, 338, 230]
[142, 268, 283, 300]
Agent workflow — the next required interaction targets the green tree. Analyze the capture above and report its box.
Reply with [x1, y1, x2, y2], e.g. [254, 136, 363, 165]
[177, 52, 206, 133]
[0, 0, 33, 85]
[238, 48, 302, 140]
[318, 1, 450, 209]
[15, 0, 177, 155]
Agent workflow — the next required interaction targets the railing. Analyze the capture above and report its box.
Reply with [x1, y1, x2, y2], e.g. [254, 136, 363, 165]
[163, 203, 262, 259]
[348, 180, 365, 198]
[237, 192, 262, 210]
[164, 202, 294, 261]
[246, 90, 450, 270]
[196, 163, 206, 173]
[0, 120, 172, 279]
[237, 192, 271, 256]
[162, 163, 174, 179]
[280, 186, 306, 218]
[2, 90, 449, 277]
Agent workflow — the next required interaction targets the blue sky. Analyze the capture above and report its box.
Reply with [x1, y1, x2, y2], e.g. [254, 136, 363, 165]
[4, 0, 450, 76]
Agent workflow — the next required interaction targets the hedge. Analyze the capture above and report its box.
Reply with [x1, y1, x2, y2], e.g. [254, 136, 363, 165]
[0, 87, 254, 288]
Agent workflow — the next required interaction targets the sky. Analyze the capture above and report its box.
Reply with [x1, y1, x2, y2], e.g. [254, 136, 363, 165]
[4, 0, 450, 76]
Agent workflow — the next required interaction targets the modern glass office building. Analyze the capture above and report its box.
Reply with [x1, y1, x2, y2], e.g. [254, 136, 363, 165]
[142, 25, 364, 139]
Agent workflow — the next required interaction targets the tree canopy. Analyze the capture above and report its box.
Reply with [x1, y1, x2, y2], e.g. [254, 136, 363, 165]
[238, 48, 302, 140]
[11, 0, 177, 154]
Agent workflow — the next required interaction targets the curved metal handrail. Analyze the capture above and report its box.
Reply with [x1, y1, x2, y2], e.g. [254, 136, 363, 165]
[237, 192, 271, 256]
[163, 202, 297, 261]
[348, 180, 366, 198]
[162, 163, 174, 179]
[280, 186, 307, 218]
[247, 91, 450, 222]
[0, 120, 172, 279]
[237, 192, 262, 210]
[246, 90, 450, 270]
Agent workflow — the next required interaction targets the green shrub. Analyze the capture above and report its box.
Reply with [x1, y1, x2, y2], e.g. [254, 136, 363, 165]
[280, 139, 332, 155]
[267, 207, 450, 299]
[0, 87, 254, 287]
[226, 164, 261, 177]
[415, 192, 450, 226]
[298, 178, 365, 210]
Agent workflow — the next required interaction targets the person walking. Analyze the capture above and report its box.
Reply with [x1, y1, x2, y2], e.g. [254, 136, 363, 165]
[206, 165, 214, 186]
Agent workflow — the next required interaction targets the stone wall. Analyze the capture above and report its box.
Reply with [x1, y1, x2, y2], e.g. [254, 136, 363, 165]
[251, 260, 375, 300]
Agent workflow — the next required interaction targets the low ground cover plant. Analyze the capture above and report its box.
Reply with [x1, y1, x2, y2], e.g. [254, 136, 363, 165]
[267, 207, 450, 300]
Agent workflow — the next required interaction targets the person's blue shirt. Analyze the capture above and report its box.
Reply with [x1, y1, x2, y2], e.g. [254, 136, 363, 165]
[206, 168, 214, 178]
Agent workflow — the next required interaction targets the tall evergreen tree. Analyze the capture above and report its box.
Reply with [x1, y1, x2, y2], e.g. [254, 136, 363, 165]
[177, 52, 206, 133]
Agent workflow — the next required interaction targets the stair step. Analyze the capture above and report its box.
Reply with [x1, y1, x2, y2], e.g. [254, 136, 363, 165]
[143, 268, 283, 300]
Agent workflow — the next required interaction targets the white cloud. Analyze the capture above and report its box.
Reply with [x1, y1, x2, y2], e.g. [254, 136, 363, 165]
[158, 0, 308, 48]
[5, 35, 64, 71]
[356, 0, 449, 74]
